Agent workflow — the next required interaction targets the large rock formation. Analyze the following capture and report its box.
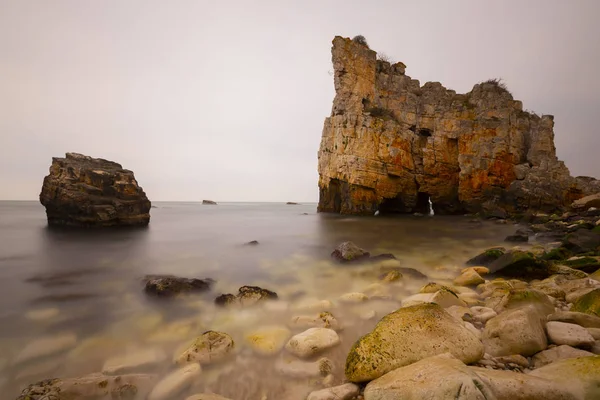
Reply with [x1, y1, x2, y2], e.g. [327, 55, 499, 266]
[318, 36, 596, 215]
[39, 153, 151, 227]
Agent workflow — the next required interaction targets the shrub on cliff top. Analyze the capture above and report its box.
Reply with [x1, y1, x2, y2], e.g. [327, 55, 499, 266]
[377, 52, 392, 63]
[481, 78, 512, 96]
[352, 35, 369, 48]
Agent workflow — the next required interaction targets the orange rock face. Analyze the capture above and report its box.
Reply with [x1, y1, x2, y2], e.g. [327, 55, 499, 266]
[318, 36, 593, 215]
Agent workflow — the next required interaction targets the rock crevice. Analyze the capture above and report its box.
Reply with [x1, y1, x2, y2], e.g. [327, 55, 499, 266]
[318, 36, 595, 215]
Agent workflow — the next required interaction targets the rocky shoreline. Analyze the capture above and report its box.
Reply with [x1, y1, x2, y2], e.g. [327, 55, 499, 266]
[10, 203, 600, 399]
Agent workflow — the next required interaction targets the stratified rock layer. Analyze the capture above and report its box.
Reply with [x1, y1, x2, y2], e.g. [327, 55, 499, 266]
[318, 36, 595, 215]
[39, 153, 151, 227]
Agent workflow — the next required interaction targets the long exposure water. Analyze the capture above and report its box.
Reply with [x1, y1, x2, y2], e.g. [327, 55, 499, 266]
[0, 201, 518, 399]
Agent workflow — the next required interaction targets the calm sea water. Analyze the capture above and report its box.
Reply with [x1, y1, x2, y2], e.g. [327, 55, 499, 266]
[0, 201, 518, 398]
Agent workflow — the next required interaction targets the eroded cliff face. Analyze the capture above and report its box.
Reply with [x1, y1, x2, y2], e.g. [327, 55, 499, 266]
[318, 36, 592, 216]
[40, 153, 151, 227]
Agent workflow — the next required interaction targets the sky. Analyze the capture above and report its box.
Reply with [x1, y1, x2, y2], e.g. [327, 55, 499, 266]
[1, 0, 599, 202]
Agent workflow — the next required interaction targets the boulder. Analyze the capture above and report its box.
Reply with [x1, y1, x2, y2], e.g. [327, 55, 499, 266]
[245, 326, 291, 356]
[174, 331, 234, 365]
[466, 248, 506, 267]
[470, 306, 497, 324]
[532, 345, 595, 368]
[39, 153, 151, 227]
[430, 288, 468, 308]
[454, 269, 485, 286]
[548, 311, 600, 328]
[564, 257, 600, 273]
[572, 193, 600, 210]
[547, 321, 596, 347]
[488, 250, 551, 280]
[345, 303, 483, 383]
[307, 383, 360, 400]
[16, 373, 156, 400]
[482, 306, 547, 357]
[363, 354, 573, 400]
[285, 328, 340, 358]
[528, 356, 600, 400]
[563, 230, 600, 254]
[461, 266, 490, 275]
[144, 275, 213, 297]
[331, 241, 370, 263]
[572, 288, 600, 316]
[148, 363, 202, 400]
[485, 288, 555, 316]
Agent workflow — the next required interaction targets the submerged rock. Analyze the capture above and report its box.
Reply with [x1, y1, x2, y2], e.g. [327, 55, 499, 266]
[148, 363, 202, 400]
[174, 331, 234, 365]
[144, 275, 214, 297]
[245, 326, 291, 357]
[345, 303, 483, 383]
[285, 328, 340, 359]
[275, 357, 333, 379]
[13, 332, 77, 366]
[215, 286, 278, 307]
[16, 373, 156, 400]
[307, 383, 360, 400]
[289, 312, 342, 331]
[39, 152, 151, 227]
[103, 348, 166, 375]
[331, 241, 370, 263]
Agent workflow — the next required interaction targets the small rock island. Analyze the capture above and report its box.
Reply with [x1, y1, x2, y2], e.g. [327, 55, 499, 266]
[39, 153, 151, 227]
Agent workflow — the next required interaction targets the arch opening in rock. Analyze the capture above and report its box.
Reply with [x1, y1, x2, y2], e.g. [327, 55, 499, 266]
[414, 192, 432, 214]
[378, 195, 409, 214]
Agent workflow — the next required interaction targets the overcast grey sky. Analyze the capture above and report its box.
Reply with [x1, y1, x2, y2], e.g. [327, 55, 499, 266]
[1, 0, 598, 202]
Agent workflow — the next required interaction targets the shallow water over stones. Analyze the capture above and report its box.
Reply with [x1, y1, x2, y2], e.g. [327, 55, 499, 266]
[0, 201, 519, 399]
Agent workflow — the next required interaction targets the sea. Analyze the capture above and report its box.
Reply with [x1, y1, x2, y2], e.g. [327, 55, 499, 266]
[0, 201, 518, 399]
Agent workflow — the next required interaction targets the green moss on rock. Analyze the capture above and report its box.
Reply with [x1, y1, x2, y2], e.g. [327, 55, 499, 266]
[572, 289, 600, 317]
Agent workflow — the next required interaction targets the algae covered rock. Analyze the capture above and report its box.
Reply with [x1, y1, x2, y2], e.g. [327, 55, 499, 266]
[144, 275, 214, 297]
[466, 247, 505, 266]
[345, 303, 483, 383]
[215, 286, 278, 307]
[488, 250, 551, 280]
[485, 288, 555, 316]
[572, 289, 600, 317]
[528, 356, 600, 400]
[563, 229, 600, 254]
[174, 331, 234, 365]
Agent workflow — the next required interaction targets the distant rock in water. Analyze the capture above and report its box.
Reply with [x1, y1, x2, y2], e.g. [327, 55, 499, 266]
[39, 153, 150, 227]
[244, 240, 259, 246]
[286, 202, 299, 205]
[202, 200, 217, 205]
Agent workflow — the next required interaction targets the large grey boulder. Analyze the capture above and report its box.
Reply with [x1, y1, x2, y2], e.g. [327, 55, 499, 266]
[483, 306, 547, 357]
